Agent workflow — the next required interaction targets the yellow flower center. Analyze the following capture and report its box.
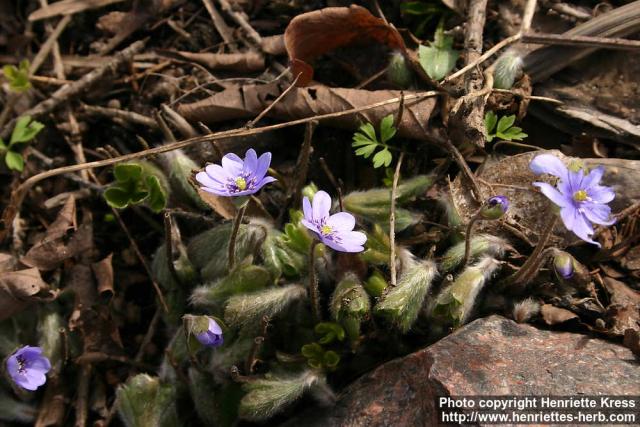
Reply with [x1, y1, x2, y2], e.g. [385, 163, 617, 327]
[320, 225, 333, 236]
[573, 190, 588, 202]
[235, 177, 247, 190]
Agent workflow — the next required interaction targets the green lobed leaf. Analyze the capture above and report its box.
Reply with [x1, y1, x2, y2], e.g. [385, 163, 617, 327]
[497, 115, 516, 134]
[484, 111, 498, 134]
[379, 114, 397, 143]
[10, 116, 44, 145]
[4, 150, 24, 171]
[372, 148, 392, 168]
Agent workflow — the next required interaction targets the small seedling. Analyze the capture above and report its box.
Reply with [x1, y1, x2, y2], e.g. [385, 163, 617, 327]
[104, 162, 168, 212]
[484, 111, 528, 142]
[352, 114, 396, 168]
[418, 23, 459, 81]
[2, 59, 31, 92]
[0, 116, 44, 171]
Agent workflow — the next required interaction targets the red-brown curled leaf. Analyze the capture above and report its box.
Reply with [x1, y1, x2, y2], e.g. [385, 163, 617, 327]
[284, 5, 405, 86]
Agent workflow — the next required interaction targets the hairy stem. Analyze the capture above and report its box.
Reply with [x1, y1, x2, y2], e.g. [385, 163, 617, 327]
[228, 203, 247, 271]
[307, 240, 321, 323]
[508, 215, 558, 286]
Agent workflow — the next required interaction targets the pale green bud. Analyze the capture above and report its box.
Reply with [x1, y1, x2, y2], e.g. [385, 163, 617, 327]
[116, 374, 179, 427]
[440, 234, 508, 272]
[387, 51, 413, 88]
[330, 274, 370, 345]
[224, 284, 307, 329]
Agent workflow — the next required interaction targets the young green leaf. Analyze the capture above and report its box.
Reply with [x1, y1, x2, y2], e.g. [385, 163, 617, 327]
[496, 115, 516, 134]
[379, 114, 397, 143]
[352, 114, 396, 168]
[5, 150, 24, 171]
[372, 148, 392, 168]
[10, 116, 44, 145]
[2, 60, 31, 92]
[484, 111, 498, 135]
[418, 25, 459, 81]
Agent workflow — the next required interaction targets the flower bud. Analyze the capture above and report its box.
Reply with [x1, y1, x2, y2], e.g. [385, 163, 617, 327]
[183, 315, 223, 348]
[553, 251, 575, 279]
[116, 374, 178, 426]
[224, 284, 306, 329]
[493, 50, 523, 89]
[387, 51, 413, 88]
[440, 234, 509, 272]
[374, 259, 437, 332]
[330, 274, 370, 345]
[364, 270, 388, 297]
[190, 264, 272, 309]
[480, 196, 509, 220]
[301, 182, 318, 201]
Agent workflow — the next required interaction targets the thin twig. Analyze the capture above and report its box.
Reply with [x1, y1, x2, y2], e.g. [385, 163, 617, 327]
[29, 14, 72, 75]
[507, 215, 558, 286]
[245, 72, 299, 128]
[289, 121, 316, 208]
[201, 0, 236, 49]
[443, 33, 521, 84]
[520, 0, 538, 34]
[319, 157, 344, 211]
[389, 152, 404, 287]
[522, 32, 640, 50]
[82, 104, 159, 129]
[216, 0, 263, 46]
[0, 91, 440, 238]
[134, 308, 162, 363]
[1, 40, 146, 139]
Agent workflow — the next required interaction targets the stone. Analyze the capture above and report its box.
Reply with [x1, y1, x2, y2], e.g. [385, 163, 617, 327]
[285, 315, 640, 427]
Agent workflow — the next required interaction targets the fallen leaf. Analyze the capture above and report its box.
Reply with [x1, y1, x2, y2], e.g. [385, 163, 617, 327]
[284, 5, 405, 86]
[178, 82, 437, 140]
[603, 277, 640, 336]
[0, 268, 57, 321]
[92, 254, 114, 299]
[160, 50, 265, 72]
[540, 304, 578, 325]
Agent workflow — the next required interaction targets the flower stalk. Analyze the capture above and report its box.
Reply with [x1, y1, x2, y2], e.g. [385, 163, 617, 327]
[508, 215, 558, 286]
[308, 240, 321, 323]
[228, 202, 247, 271]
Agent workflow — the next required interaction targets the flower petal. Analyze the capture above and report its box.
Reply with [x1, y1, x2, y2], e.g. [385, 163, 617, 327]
[588, 185, 615, 204]
[201, 186, 232, 197]
[243, 149, 258, 174]
[530, 154, 568, 179]
[561, 207, 598, 246]
[582, 166, 605, 189]
[582, 203, 616, 226]
[196, 171, 225, 190]
[221, 153, 244, 175]
[303, 197, 312, 221]
[533, 182, 570, 208]
[312, 191, 331, 221]
[254, 176, 277, 191]
[208, 318, 222, 334]
[205, 164, 231, 183]
[327, 212, 355, 231]
[254, 152, 272, 179]
[301, 218, 318, 235]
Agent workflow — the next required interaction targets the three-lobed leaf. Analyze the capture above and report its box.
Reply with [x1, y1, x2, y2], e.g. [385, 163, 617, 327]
[10, 116, 44, 144]
[418, 25, 459, 81]
[3, 59, 31, 92]
[351, 114, 396, 168]
[5, 150, 24, 171]
[484, 112, 527, 142]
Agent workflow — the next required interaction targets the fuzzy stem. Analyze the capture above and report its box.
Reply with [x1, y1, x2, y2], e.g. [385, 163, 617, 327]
[228, 203, 247, 271]
[461, 211, 483, 267]
[307, 240, 321, 323]
[389, 152, 404, 286]
[509, 215, 558, 286]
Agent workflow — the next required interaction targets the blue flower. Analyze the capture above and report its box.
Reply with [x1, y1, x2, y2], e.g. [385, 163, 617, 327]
[301, 191, 366, 253]
[196, 149, 276, 197]
[530, 154, 615, 246]
[196, 317, 224, 348]
[7, 346, 51, 391]
[480, 195, 509, 220]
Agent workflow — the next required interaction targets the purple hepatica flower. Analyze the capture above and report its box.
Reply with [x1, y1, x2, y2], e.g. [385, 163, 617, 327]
[302, 191, 367, 253]
[196, 317, 223, 348]
[196, 149, 276, 197]
[6, 346, 51, 391]
[530, 153, 615, 247]
[480, 195, 509, 220]
[553, 251, 574, 279]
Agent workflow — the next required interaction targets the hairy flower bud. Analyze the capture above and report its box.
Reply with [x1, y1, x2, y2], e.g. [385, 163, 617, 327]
[493, 50, 523, 89]
[224, 284, 306, 328]
[330, 274, 370, 345]
[480, 196, 509, 220]
[387, 51, 413, 88]
[374, 259, 437, 332]
[553, 251, 575, 279]
[116, 374, 178, 427]
[440, 234, 508, 272]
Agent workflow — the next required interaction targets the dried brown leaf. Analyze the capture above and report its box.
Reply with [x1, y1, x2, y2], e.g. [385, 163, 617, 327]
[178, 82, 436, 140]
[284, 5, 405, 86]
[0, 268, 57, 321]
[540, 304, 578, 325]
[603, 277, 640, 336]
[92, 254, 114, 299]
[162, 50, 265, 72]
